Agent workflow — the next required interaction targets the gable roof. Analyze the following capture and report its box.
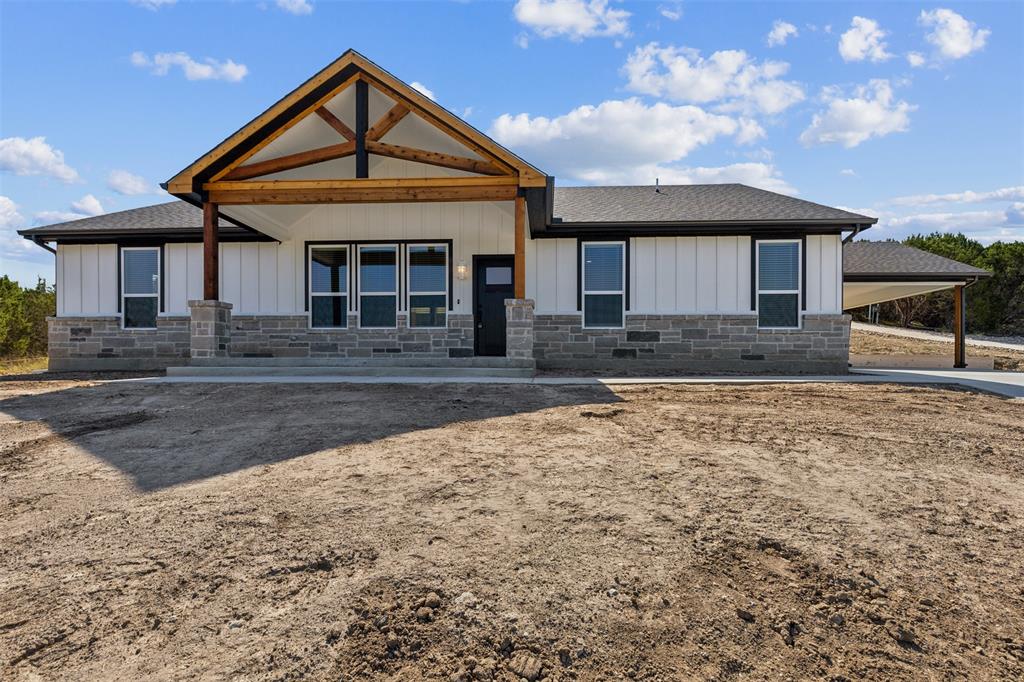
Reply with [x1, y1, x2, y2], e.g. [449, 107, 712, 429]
[17, 201, 256, 240]
[164, 49, 546, 195]
[843, 241, 990, 280]
[552, 184, 876, 226]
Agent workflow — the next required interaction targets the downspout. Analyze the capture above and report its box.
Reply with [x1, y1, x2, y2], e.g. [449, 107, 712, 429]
[842, 224, 863, 244]
[24, 235, 56, 254]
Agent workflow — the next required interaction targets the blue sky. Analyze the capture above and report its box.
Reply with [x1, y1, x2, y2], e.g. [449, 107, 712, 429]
[2, 0, 1022, 286]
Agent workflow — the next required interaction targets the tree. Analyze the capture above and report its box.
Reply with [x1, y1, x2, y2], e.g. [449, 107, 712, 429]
[0, 275, 56, 357]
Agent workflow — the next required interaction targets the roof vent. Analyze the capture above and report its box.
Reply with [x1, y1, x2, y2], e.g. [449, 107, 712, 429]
[655, 177, 662, 194]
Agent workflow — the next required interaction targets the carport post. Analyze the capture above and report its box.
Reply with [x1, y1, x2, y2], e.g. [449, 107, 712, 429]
[954, 285, 966, 369]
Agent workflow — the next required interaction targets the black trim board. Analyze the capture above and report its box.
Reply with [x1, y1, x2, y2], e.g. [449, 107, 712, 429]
[537, 223, 854, 239]
[843, 273, 988, 283]
[52, 233, 275, 246]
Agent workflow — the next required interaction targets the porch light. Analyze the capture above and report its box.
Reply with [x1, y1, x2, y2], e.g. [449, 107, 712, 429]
[456, 261, 468, 280]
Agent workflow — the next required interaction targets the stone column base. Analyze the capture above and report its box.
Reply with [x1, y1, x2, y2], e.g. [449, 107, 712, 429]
[189, 300, 232, 359]
[505, 298, 535, 362]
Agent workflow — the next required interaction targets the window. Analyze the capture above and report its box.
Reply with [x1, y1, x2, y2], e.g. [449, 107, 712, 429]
[756, 240, 801, 329]
[582, 241, 625, 328]
[310, 246, 348, 328]
[121, 247, 159, 329]
[359, 245, 397, 327]
[407, 244, 447, 328]
[485, 266, 512, 286]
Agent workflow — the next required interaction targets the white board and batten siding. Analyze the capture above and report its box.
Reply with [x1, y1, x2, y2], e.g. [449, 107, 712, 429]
[55, 226, 843, 319]
[527, 233, 843, 315]
[54, 244, 118, 316]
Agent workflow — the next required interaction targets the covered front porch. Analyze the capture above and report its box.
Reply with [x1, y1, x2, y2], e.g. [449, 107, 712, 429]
[164, 50, 545, 371]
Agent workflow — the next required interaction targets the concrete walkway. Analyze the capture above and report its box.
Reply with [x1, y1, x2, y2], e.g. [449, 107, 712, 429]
[140, 369, 1024, 400]
[853, 322, 1024, 351]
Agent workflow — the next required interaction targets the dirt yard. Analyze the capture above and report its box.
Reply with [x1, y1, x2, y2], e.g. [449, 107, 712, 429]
[851, 328, 1024, 371]
[1, 376, 1022, 680]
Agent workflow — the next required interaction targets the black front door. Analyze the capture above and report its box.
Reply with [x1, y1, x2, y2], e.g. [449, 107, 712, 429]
[474, 255, 515, 356]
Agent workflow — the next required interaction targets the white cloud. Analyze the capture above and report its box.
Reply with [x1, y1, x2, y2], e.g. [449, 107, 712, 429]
[588, 162, 797, 194]
[840, 168, 858, 177]
[623, 43, 805, 115]
[461, 106, 474, 119]
[658, 4, 682, 21]
[906, 52, 926, 68]
[799, 79, 914, 148]
[0, 136, 80, 183]
[33, 210, 92, 224]
[410, 81, 436, 101]
[515, 32, 531, 49]
[889, 186, 1024, 206]
[920, 8, 990, 61]
[31, 195, 106, 225]
[844, 201, 1024, 244]
[735, 118, 766, 145]
[70, 194, 104, 216]
[130, 51, 248, 82]
[838, 16, 892, 63]
[513, 0, 630, 41]
[0, 195, 35, 256]
[490, 98, 760, 184]
[0, 196, 25, 230]
[276, 0, 313, 15]
[766, 20, 798, 47]
[884, 205, 1024, 236]
[107, 169, 154, 196]
[128, 0, 176, 9]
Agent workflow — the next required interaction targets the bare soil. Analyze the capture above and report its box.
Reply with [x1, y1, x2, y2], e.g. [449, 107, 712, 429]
[1, 376, 1022, 680]
[851, 328, 1024, 371]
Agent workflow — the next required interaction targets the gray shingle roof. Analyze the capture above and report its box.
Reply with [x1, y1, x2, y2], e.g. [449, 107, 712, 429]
[552, 184, 876, 225]
[844, 241, 990, 279]
[18, 201, 243, 237]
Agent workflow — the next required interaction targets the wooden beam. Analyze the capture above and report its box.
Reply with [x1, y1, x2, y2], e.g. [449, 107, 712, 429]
[358, 71, 518, 176]
[205, 177, 518, 191]
[366, 103, 410, 142]
[365, 140, 506, 176]
[203, 202, 219, 300]
[954, 284, 966, 368]
[355, 79, 368, 178]
[514, 195, 526, 299]
[204, 72, 362, 185]
[314, 107, 356, 141]
[208, 185, 517, 205]
[222, 141, 356, 181]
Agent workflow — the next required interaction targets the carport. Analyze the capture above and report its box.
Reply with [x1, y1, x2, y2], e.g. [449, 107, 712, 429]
[843, 241, 991, 368]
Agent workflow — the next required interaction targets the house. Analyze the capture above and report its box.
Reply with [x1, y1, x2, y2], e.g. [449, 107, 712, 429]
[22, 49, 960, 375]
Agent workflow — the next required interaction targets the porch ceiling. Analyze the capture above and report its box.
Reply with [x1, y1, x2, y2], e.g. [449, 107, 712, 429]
[843, 281, 963, 310]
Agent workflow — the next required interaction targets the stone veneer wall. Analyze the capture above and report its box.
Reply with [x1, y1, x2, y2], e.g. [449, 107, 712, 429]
[533, 313, 851, 373]
[47, 316, 191, 370]
[227, 314, 475, 359]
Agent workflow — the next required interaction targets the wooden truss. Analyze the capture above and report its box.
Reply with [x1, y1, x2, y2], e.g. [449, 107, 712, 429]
[166, 50, 541, 300]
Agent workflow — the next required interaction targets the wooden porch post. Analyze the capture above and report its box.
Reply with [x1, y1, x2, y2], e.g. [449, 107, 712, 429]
[514, 195, 526, 299]
[203, 201, 219, 300]
[953, 284, 966, 368]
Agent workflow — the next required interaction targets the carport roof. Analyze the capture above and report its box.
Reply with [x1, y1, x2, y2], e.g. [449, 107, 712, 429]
[844, 241, 991, 281]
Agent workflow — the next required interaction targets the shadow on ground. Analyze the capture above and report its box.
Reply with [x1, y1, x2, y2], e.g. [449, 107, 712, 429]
[0, 379, 623, 492]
